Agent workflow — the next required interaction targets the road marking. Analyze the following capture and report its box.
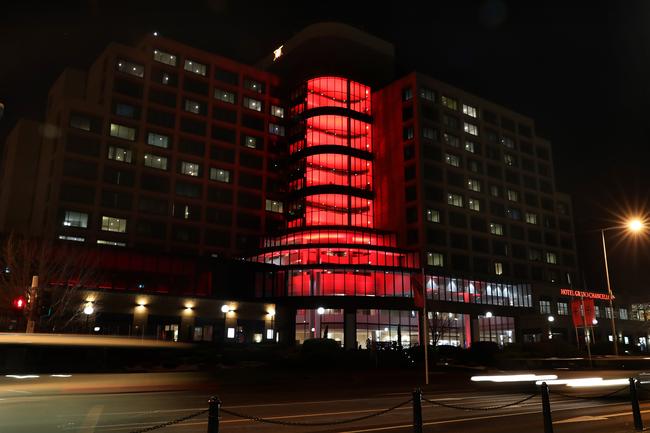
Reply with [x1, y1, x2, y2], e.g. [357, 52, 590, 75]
[79, 405, 104, 433]
[554, 415, 611, 424]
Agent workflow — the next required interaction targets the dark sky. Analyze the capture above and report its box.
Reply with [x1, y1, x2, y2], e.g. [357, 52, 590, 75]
[2, 0, 649, 298]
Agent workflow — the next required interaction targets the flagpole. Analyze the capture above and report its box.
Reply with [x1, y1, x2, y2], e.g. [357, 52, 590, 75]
[421, 267, 429, 385]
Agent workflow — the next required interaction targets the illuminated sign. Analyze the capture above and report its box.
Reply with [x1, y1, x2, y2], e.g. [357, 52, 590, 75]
[273, 45, 284, 61]
[560, 288, 612, 300]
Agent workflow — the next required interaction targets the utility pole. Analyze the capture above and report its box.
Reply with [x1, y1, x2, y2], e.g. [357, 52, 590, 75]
[25, 275, 38, 333]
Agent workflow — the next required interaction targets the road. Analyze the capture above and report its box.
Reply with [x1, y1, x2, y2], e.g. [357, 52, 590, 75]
[0, 385, 646, 433]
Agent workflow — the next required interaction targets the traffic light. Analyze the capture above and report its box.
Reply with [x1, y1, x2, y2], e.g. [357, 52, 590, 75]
[12, 296, 26, 311]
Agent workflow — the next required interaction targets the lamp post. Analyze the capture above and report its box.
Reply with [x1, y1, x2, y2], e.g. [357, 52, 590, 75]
[317, 307, 325, 338]
[83, 302, 94, 333]
[600, 218, 645, 356]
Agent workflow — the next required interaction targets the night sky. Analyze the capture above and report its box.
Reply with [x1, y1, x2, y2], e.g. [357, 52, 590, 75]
[2, 1, 649, 297]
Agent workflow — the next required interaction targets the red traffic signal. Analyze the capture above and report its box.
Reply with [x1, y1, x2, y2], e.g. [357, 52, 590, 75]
[12, 296, 26, 310]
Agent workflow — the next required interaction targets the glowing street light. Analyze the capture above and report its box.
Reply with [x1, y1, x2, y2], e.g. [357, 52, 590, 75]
[628, 218, 645, 233]
[83, 302, 94, 315]
[547, 315, 555, 322]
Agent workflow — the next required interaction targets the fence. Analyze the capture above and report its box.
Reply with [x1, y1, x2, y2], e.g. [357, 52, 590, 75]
[129, 377, 650, 433]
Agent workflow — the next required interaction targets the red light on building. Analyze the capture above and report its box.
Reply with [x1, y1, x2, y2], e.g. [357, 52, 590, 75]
[12, 296, 26, 310]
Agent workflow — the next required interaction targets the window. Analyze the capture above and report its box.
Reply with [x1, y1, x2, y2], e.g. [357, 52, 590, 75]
[108, 146, 133, 163]
[59, 235, 85, 242]
[265, 199, 283, 213]
[69, 115, 91, 131]
[269, 123, 285, 136]
[116, 59, 144, 78]
[464, 140, 476, 153]
[468, 198, 481, 212]
[501, 136, 515, 149]
[489, 185, 500, 197]
[525, 212, 538, 225]
[468, 160, 480, 173]
[63, 211, 88, 228]
[243, 135, 259, 149]
[153, 49, 177, 66]
[403, 127, 414, 140]
[462, 104, 477, 118]
[420, 87, 435, 102]
[426, 209, 440, 223]
[463, 122, 478, 136]
[180, 161, 200, 177]
[101, 216, 127, 233]
[243, 97, 262, 111]
[115, 103, 136, 118]
[447, 194, 463, 207]
[422, 127, 437, 140]
[443, 133, 460, 147]
[97, 239, 126, 247]
[539, 300, 551, 314]
[184, 59, 206, 76]
[144, 153, 168, 170]
[244, 78, 263, 93]
[271, 105, 284, 118]
[214, 88, 236, 104]
[529, 248, 541, 261]
[184, 99, 202, 114]
[545, 252, 557, 264]
[490, 223, 504, 236]
[494, 262, 503, 275]
[620, 308, 628, 320]
[467, 178, 481, 192]
[507, 189, 519, 202]
[109, 123, 136, 141]
[402, 88, 413, 101]
[557, 302, 569, 315]
[147, 132, 170, 148]
[209, 167, 231, 183]
[441, 95, 457, 110]
[605, 307, 613, 319]
[427, 252, 444, 267]
[445, 153, 460, 167]
[504, 154, 515, 166]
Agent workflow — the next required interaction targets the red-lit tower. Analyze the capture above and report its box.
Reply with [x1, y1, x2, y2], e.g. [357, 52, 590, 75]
[250, 77, 420, 348]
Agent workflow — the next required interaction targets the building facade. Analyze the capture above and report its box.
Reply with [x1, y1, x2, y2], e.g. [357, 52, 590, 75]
[1, 23, 648, 348]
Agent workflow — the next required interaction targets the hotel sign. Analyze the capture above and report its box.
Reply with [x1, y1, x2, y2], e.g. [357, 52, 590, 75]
[560, 288, 613, 300]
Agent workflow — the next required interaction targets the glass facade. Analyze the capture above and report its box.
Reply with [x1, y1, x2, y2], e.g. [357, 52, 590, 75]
[426, 275, 532, 307]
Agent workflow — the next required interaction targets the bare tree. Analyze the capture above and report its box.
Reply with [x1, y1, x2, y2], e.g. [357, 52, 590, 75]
[427, 311, 455, 347]
[0, 233, 100, 331]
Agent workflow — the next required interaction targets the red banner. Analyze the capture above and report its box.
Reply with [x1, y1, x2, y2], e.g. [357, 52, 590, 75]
[570, 298, 596, 327]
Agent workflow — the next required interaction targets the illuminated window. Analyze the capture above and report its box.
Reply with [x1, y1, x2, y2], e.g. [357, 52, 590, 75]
[490, 223, 504, 236]
[184, 99, 203, 114]
[243, 135, 258, 148]
[504, 153, 515, 166]
[539, 300, 551, 314]
[144, 153, 168, 170]
[69, 114, 91, 131]
[620, 308, 628, 320]
[506, 208, 521, 220]
[494, 262, 503, 275]
[447, 194, 463, 207]
[443, 132, 460, 147]
[153, 49, 177, 66]
[467, 178, 481, 192]
[63, 211, 88, 228]
[265, 199, 283, 213]
[427, 252, 444, 267]
[403, 127, 414, 140]
[160, 73, 171, 85]
[595, 306, 601, 318]
[116, 59, 144, 78]
[506, 189, 519, 202]
[545, 252, 557, 264]
[445, 153, 460, 167]
[441, 95, 457, 110]
[525, 212, 538, 224]
[101, 216, 127, 233]
[58, 235, 85, 242]
[269, 123, 285, 136]
[109, 123, 136, 141]
[244, 78, 263, 93]
[465, 140, 476, 153]
[468, 198, 481, 212]
[464, 122, 478, 136]
[214, 88, 236, 104]
[243, 97, 262, 112]
[147, 132, 170, 148]
[501, 136, 515, 149]
[462, 104, 477, 118]
[490, 185, 500, 197]
[180, 161, 200, 177]
[557, 302, 569, 315]
[426, 209, 440, 223]
[184, 59, 206, 76]
[209, 167, 230, 183]
[271, 105, 284, 118]
[419, 87, 435, 102]
[97, 239, 126, 247]
[605, 307, 612, 319]
[108, 146, 133, 163]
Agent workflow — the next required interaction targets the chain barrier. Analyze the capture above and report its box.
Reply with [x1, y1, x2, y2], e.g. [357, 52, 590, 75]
[549, 385, 629, 400]
[422, 393, 538, 411]
[128, 409, 208, 433]
[219, 397, 413, 427]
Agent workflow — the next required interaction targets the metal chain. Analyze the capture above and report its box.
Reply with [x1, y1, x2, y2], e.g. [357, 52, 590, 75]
[128, 409, 209, 433]
[422, 393, 538, 411]
[549, 385, 628, 400]
[219, 398, 413, 427]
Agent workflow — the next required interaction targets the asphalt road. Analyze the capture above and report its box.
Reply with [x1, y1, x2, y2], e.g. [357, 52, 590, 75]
[0, 387, 647, 433]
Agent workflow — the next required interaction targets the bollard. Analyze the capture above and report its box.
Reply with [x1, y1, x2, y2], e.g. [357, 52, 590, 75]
[208, 396, 221, 433]
[629, 377, 644, 431]
[412, 388, 423, 433]
[541, 382, 553, 433]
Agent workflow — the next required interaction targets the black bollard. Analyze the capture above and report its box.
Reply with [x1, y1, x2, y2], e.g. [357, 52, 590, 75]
[630, 377, 644, 431]
[412, 388, 423, 433]
[541, 382, 553, 433]
[208, 396, 221, 433]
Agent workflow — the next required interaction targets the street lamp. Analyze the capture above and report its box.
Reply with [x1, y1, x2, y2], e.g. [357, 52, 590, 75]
[83, 302, 94, 333]
[600, 217, 646, 356]
[317, 307, 325, 338]
[547, 315, 555, 322]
